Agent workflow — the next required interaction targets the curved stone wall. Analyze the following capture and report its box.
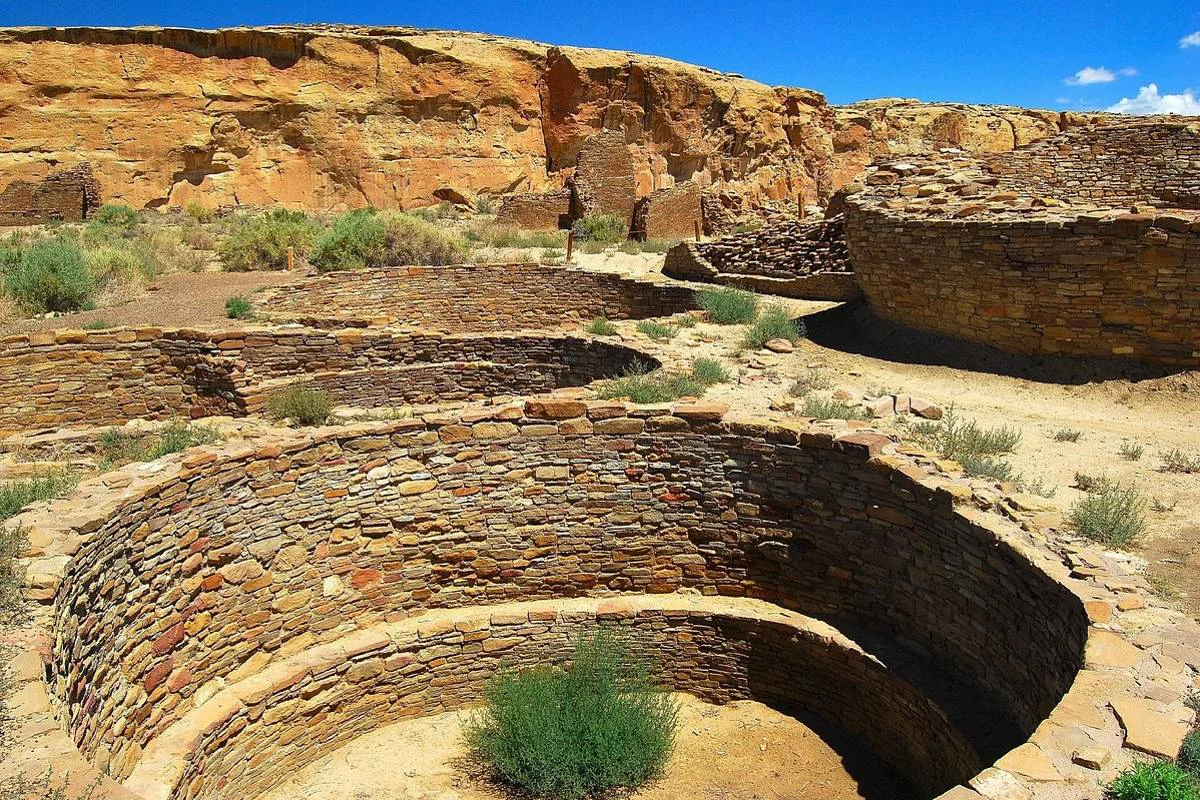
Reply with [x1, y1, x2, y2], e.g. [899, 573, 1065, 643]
[29, 406, 1094, 797]
[0, 327, 652, 430]
[844, 121, 1200, 365]
[254, 263, 698, 330]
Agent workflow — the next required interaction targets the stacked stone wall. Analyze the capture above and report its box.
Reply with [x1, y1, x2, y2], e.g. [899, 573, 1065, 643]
[43, 413, 1085, 789]
[631, 180, 702, 240]
[0, 327, 653, 430]
[843, 121, 1200, 365]
[493, 187, 571, 230]
[0, 162, 102, 225]
[254, 263, 697, 329]
[569, 129, 638, 225]
[663, 216, 860, 300]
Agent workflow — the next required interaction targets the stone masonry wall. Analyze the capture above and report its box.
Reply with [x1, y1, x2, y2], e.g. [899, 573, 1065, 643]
[569, 129, 638, 225]
[663, 216, 860, 301]
[0, 162, 102, 225]
[0, 327, 653, 431]
[148, 598, 977, 800]
[254, 263, 697, 330]
[631, 180, 702, 240]
[44, 411, 1087, 787]
[494, 187, 572, 230]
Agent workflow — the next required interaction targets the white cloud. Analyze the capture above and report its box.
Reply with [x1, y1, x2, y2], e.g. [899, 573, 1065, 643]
[1065, 66, 1137, 85]
[1107, 83, 1200, 114]
[1181, 31, 1200, 48]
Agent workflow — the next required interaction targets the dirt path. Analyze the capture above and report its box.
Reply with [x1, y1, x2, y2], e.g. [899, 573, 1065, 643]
[258, 694, 911, 800]
[0, 270, 297, 335]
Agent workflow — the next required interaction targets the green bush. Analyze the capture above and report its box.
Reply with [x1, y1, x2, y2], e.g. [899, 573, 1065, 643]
[82, 320, 112, 330]
[0, 469, 77, 522]
[1178, 729, 1200, 780]
[0, 524, 27, 626]
[310, 210, 469, 271]
[267, 385, 333, 426]
[4, 239, 96, 313]
[91, 203, 140, 228]
[696, 287, 758, 324]
[475, 195, 496, 215]
[596, 365, 704, 404]
[743, 305, 804, 350]
[1053, 428, 1082, 442]
[909, 407, 1022, 483]
[218, 209, 317, 271]
[692, 357, 731, 386]
[98, 422, 219, 468]
[1161, 449, 1200, 474]
[585, 317, 617, 336]
[571, 214, 628, 244]
[635, 320, 677, 341]
[185, 201, 216, 223]
[1070, 480, 1147, 548]
[1120, 440, 1146, 461]
[225, 295, 253, 320]
[1106, 760, 1199, 800]
[464, 628, 678, 800]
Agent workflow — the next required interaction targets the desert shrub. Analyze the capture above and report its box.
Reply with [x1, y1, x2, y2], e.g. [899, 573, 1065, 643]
[672, 314, 697, 328]
[218, 209, 317, 271]
[0, 524, 26, 626]
[1178, 729, 1200, 780]
[0, 469, 77, 522]
[1121, 440, 1146, 461]
[482, 227, 566, 250]
[4, 239, 96, 313]
[596, 364, 703, 404]
[475, 195, 496, 215]
[692, 357, 731, 385]
[696, 287, 758, 324]
[91, 203, 140, 229]
[81, 320, 111, 330]
[182, 226, 218, 251]
[909, 407, 1023, 482]
[788, 368, 833, 398]
[1070, 480, 1147, 548]
[1106, 760, 1199, 800]
[464, 628, 678, 800]
[571, 214, 628, 244]
[799, 396, 869, 421]
[585, 317, 617, 336]
[128, 228, 208, 274]
[1161, 449, 1200, 474]
[618, 239, 641, 255]
[98, 422, 219, 468]
[310, 210, 469, 271]
[636, 320, 677, 341]
[84, 244, 157, 295]
[743, 305, 804, 350]
[1053, 428, 1082, 442]
[184, 201, 216, 223]
[639, 238, 679, 254]
[225, 295, 252, 320]
[267, 385, 332, 426]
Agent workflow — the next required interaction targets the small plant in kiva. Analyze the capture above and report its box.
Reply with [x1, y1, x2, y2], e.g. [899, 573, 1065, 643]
[464, 628, 679, 800]
[225, 295, 253, 320]
[743, 305, 804, 350]
[98, 422, 219, 469]
[267, 385, 333, 426]
[909, 407, 1022, 483]
[1069, 480, 1147, 548]
[692, 357, 731, 386]
[788, 368, 834, 398]
[1120, 440, 1146, 461]
[799, 395, 870, 421]
[584, 317, 617, 336]
[1106, 760, 1200, 800]
[696, 287, 759, 325]
[596, 364, 704, 404]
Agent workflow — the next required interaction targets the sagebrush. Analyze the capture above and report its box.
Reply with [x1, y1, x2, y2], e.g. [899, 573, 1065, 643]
[1069, 480, 1147, 548]
[267, 385, 333, 426]
[696, 287, 758, 325]
[464, 628, 678, 800]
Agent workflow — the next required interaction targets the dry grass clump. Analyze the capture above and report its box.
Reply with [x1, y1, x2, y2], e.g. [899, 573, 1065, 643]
[584, 317, 617, 336]
[743, 305, 804, 350]
[909, 407, 1021, 483]
[596, 364, 703, 404]
[635, 320, 678, 341]
[267, 385, 333, 426]
[799, 396, 869, 421]
[691, 357, 731, 386]
[1161, 448, 1200, 474]
[97, 422, 219, 469]
[0, 469, 78, 522]
[696, 287, 758, 324]
[1069, 478, 1147, 548]
[1052, 428, 1082, 442]
[1120, 440, 1145, 461]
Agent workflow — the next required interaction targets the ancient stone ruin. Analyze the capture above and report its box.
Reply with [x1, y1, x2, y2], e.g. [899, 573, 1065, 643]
[0, 163, 101, 225]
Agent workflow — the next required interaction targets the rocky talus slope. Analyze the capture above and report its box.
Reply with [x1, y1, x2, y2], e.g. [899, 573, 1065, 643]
[0, 25, 1110, 212]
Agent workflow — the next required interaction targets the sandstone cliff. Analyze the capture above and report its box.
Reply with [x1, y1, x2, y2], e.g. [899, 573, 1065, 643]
[0, 25, 1113, 215]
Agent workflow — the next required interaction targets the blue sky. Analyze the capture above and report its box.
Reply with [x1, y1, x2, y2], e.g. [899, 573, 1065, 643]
[1, 0, 1198, 112]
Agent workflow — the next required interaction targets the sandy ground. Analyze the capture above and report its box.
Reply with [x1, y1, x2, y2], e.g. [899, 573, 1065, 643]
[258, 694, 911, 800]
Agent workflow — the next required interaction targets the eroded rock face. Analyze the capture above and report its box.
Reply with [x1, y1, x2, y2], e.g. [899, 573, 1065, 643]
[0, 26, 1117, 215]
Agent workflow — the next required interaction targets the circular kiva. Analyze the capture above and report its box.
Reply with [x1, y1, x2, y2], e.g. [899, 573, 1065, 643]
[10, 401, 1199, 800]
[0, 326, 655, 432]
[844, 120, 1200, 365]
[251, 263, 698, 330]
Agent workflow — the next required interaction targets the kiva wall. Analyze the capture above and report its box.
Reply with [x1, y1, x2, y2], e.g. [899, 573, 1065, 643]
[254, 264, 697, 330]
[46, 412, 1087, 789]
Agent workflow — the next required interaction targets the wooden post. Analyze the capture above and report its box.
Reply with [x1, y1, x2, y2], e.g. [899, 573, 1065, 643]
[286, 246, 295, 271]
[694, 220, 702, 242]
[565, 230, 574, 264]
[798, 194, 806, 220]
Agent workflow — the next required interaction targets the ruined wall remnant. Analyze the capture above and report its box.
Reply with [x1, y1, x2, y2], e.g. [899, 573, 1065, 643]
[664, 216, 859, 300]
[568, 128, 638, 224]
[843, 120, 1200, 365]
[0, 163, 101, 225]
[494, 187, 572, 230]
[632, 180, 702, 240]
